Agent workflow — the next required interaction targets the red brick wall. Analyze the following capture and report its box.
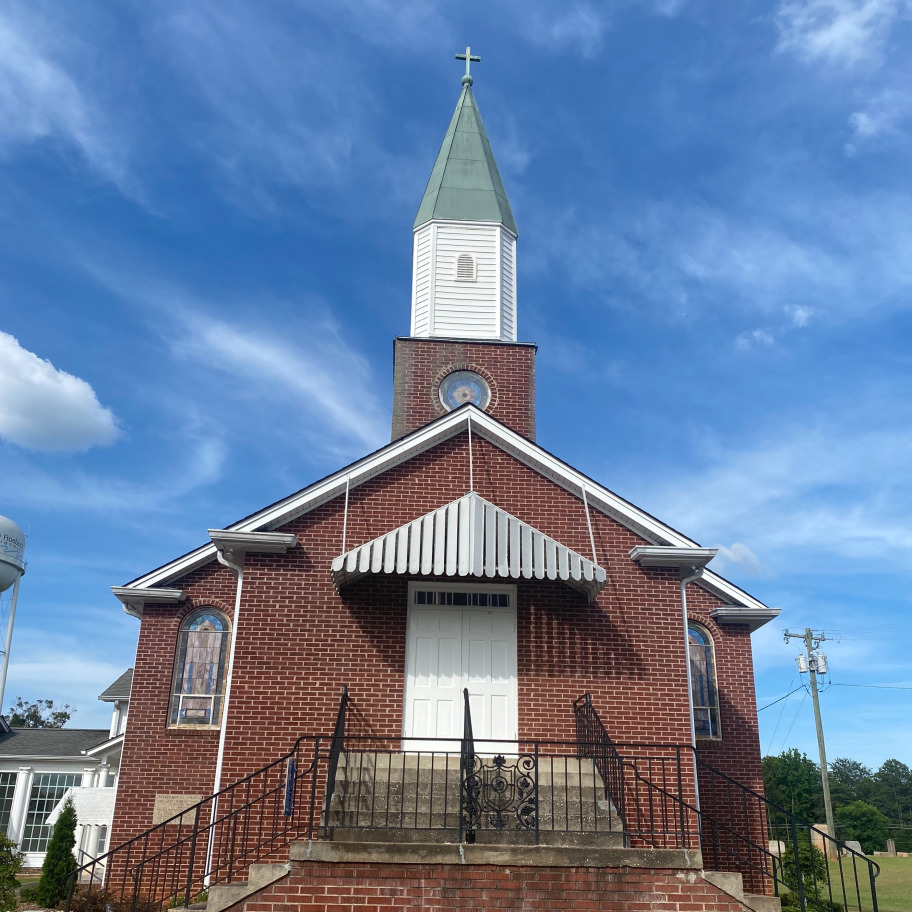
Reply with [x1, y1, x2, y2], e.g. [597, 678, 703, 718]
[390, 337, 536, 440]
[111, 432, 764, 866]
[244, 862, 754, 912]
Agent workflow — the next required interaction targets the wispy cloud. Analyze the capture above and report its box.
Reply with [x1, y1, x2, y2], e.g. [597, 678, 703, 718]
[82, 263, 389, 455]
[515, 3, 608, 58]
[846, 87, 912, 152]
[775, 0, 912, 67]
[628, 409, 912, 574]
[0, 332, 119, 453]
[0, 6, 133, 194]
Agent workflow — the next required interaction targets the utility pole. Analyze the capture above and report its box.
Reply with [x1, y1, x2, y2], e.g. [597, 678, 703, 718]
[785, 627, 835, 851]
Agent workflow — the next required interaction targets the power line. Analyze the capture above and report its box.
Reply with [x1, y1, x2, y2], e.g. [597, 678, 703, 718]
[830, 683, 912, 690]
[778, 687, 807, 754]
[759, 686, 805, 712]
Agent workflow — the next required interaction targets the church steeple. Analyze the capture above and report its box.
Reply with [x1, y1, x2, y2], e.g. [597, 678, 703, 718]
[410, 52, 518, 342]
[393, 53, 535, 443]
[413, 83, 517, 235]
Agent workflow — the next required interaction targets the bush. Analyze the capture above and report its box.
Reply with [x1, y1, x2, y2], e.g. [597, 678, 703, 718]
[68, 885, 162, 912]
[18, 883, 41, 904]
[0, 835, 22, 912]
[35, 796, 77, 908]
[836, 801, 890, 854]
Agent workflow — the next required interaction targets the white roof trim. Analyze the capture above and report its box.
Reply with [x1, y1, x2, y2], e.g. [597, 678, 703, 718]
[116, 406, 772, 616]
[710, 606, 782, 633]
[331, 492, 607, 602]
[82, 733, 124, 757]
[111, 586, 185, 619]
[629, 546, 718, 569]
[208, 530, 298, 554]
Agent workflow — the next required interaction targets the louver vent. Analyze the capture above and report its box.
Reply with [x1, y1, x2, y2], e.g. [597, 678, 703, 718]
[455, 254, 476, 282]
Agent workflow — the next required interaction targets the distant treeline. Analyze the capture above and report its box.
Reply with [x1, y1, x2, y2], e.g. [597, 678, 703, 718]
[763, 750, 912, 853]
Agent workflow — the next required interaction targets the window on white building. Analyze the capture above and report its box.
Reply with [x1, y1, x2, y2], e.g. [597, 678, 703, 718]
[0, 773, 15, 834]
[689, 623, 721, 739]
[169, 609, 230, 727]
[21, 773, 82, 853]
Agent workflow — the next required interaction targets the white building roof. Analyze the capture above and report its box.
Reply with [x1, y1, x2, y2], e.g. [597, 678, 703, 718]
[331, 491, 607, 602]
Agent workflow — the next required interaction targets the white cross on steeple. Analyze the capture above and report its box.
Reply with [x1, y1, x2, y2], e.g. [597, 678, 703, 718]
[455, 47, 481, 86]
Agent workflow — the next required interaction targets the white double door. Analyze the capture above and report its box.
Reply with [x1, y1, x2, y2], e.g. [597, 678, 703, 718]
[404, 596, 517, 753]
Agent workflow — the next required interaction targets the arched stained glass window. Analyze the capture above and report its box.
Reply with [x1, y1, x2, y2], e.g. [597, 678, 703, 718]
[688, 623, 721, 739]
[169, 609, 230, 727]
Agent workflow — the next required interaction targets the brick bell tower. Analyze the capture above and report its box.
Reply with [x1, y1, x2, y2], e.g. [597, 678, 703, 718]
[391, 52, 536, 441]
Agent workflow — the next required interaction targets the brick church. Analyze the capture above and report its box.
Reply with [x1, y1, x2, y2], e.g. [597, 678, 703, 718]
[98, 56, 791, 912]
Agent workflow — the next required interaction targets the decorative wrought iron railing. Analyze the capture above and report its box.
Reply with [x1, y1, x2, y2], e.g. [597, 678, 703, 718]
[573, 692, 627, 827]
[63, 692, 879, 912]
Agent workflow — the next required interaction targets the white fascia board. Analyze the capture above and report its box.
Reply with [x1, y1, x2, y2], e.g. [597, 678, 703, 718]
[208, 530, 297, 554]
[82, 733, 124, 757]
[116, 406, 773, 615]
[629, 546, 718, 569]
[415, 218, 517, 241]
[111, 586, 185, 619]
[710, 606, 782, 633]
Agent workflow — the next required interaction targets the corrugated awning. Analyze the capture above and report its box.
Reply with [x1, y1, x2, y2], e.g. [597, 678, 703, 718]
[331, 492, 607, 602]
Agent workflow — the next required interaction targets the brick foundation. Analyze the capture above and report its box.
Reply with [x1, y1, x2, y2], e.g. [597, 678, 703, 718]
[242, 861, 753, 912]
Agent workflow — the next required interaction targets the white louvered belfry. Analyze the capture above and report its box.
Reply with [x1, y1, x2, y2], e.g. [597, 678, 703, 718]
[410, 222, 517, 341]
[331, 492, 606, 601]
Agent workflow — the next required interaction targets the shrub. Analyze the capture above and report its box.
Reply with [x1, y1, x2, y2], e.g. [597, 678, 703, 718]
[0, 835, 22, 912]
[35, 796, 77, 908]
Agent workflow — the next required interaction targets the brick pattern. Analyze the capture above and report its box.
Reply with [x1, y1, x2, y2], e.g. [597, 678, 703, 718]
[390, 337, 536, 440]
[110, 432, 763, 875]
[243, 862, 753, 912]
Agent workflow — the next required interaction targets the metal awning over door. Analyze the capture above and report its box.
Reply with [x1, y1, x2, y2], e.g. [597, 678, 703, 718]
[330, 491, 607, 601]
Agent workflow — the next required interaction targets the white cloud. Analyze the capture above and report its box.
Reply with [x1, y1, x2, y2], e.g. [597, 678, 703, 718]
[170, 313, 389, 451]
[627, 412, 912, 574]
[0, 332, 118, 453]
[518, 3, 608, 58]
[736, 328, 776, 350]
[788, 305, 814, 327]
[0, 8, 131, 191]
[715, 542, 768, 577]
[846, 88, 912, 151]
[775, 0, 912, 67]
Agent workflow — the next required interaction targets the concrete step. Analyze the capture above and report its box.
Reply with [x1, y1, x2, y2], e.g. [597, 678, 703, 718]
[702, 870, 781, 912]
[206, 862, 289, 912]
[330, 827, 625, 848]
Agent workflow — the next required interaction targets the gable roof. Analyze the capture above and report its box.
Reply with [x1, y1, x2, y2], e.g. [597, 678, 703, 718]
[117, 405, 775, 620]
[414, 85, 517, 235]
[0, 728, 110, 759]
[331, 491, 607, 602]
[98, 668, 133, 702]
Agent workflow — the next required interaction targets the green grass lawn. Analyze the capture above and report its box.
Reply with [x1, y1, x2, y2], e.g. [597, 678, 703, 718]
[823, 856, 912, 912]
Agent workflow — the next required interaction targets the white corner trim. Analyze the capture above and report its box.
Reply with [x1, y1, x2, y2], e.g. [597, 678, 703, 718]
[208, 530, 298, 554]
[709, 605, 782, 633]
[629, 546, 718, 569]
[111, 586, 185, 619]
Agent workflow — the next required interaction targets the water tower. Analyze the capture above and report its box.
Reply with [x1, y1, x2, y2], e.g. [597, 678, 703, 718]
[0, 516, 26, 715]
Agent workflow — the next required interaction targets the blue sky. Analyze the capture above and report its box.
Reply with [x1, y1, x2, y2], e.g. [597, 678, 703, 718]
[1, 0, 910, 771]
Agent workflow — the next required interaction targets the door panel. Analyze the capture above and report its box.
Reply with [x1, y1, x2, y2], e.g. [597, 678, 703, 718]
[405, 600, 517, 753]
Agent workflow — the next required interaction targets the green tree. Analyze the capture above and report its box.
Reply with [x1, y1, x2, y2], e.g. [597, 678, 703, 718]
[35, 796, 77, 908]
[829, 758, 875, 808]
[0, 834, 22, 912]
[763, 750, 824, 822]
[6, 697, 73, 728]
[835, 800, 889, 854]
[873, 758, 912, 827]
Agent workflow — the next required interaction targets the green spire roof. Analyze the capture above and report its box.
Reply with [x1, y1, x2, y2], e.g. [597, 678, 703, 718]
[414, 85, 517, 235]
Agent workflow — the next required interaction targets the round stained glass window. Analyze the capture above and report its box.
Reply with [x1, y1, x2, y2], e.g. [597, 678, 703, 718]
[438, 370, 491, 411]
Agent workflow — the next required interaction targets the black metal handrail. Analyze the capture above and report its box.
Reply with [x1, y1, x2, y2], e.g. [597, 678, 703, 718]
[322, 685, 348, 836]
[694, 754, 880, 912]
[65, 733, 325, 912]
[573, 693, 627, 827]
[459, 687, 476, 843]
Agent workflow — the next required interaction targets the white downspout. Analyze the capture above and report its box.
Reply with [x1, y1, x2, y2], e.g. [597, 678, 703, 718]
[205, 548, 244, 885]
[680, 565, 703, 813]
